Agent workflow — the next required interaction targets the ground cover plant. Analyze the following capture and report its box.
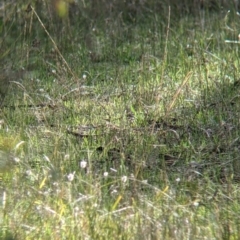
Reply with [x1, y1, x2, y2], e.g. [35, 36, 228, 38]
[0, 0, 240, 239]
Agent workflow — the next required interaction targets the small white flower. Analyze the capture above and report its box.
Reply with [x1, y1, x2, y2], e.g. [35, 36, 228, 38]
[64, 154, 70, 160]
[53, 182, 59, 186]
[67, 172, 75, 181]
[193, 201, 199, 207]
[80, 160, 87, 169]
[103, 172, 109, 177]
[175, 178, 181, 182]
[36, 204, 42, 211]
[26, 170, 33, 176]
[74, 206, 79, 213]
[82, 74, 87, 79]
[43, 189, 51, 196]
[14, 157, 20, 163]
[111, 189, 118, 195]
[121, 176, 127, 183]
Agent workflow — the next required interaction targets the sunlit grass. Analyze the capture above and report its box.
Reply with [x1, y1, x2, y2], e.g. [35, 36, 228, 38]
[1, 3, 240, 239]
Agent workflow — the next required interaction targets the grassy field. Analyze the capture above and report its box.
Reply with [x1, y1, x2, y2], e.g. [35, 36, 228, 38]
[0, 2, 240, 239]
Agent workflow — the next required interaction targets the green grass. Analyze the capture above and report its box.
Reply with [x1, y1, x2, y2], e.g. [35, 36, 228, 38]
[1, 3, 240, 239]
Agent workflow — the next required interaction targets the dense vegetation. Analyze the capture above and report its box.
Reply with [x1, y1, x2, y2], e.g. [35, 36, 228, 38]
[0, 1, 240, 239]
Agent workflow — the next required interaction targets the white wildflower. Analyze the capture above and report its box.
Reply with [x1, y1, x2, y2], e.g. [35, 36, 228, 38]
[67, 172, 75, 182]
[26, 170, 33, 176]
[121, 176, 127, 183]
[111, 189, 118, 195]
[80, 160, 87, 169]
[175, 178, 181, 182]
[14, 157, 20, 163]
[193, 201, 199, 207]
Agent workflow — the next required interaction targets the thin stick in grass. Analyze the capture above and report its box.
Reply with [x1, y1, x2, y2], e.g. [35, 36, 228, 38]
[30, 5, 77, 80]
[166, 71, 193, 116]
